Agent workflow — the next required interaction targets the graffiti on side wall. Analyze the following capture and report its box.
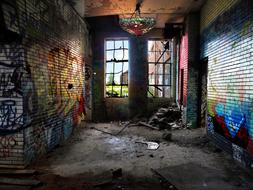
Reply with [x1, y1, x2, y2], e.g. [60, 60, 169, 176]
[0, 0, 89, 163]
[203, 0, 253, 159]
[47, 47, 83, 116]
[22, 42, 85, 159]
[0, 135, 18, 158]
[0, 100, 23, 130]
[0, 42, 34, 133]
[0, 44, 23, 68]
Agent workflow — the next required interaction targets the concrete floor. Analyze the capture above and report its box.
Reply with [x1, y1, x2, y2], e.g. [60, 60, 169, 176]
[27, 122, 253, 190]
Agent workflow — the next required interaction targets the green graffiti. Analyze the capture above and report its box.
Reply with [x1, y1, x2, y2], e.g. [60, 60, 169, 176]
[207, 100, 215, 117]
[231, 41, 237, 49]
[240, 20, 252, 36]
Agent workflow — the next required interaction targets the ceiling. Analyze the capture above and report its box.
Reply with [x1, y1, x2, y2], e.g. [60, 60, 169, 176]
[75, 0, 206, 28]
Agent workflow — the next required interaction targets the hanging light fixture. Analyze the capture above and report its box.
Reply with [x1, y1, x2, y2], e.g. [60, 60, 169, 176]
[119, 3, 156, 36]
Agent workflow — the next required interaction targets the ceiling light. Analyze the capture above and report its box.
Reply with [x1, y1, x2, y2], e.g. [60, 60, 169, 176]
[119, 3, 156, 36]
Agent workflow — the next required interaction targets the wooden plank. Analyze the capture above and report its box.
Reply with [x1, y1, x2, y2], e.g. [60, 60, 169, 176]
[0, 177, 41, 186]
[138, 122, 159, 130]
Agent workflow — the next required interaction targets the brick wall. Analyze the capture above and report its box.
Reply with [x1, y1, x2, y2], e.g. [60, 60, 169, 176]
[179, 34, 188, 108]
[0, 0, 91, 168]
[201, 0, 253, 166]
[179, 13, 200, 128]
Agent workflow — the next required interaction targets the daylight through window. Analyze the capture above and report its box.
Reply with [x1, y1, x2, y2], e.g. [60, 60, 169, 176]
[105, 39, 129, 98]
[148, 40, 172, 98]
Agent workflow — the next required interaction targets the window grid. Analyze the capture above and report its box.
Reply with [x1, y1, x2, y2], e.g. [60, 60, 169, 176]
[105, 39, 128, 98]
[148, 40, 172, 98]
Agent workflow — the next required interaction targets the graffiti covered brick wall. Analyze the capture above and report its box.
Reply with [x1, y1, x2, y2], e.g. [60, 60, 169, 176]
[0, 0, 90, 167]
[201, 0, 253, 166]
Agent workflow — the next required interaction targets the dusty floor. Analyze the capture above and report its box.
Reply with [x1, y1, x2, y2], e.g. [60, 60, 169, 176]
[4, 122, 253, 190]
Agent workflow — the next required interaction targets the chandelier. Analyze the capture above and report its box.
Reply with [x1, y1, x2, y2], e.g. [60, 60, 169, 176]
[119, 3, 156, 36]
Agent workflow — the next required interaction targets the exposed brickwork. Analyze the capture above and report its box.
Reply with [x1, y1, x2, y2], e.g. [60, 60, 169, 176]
[179, 34, 188, 108]
[201, 0, 253, 166]
[179, 13, 200, 128]
[0, 0, 90, 168]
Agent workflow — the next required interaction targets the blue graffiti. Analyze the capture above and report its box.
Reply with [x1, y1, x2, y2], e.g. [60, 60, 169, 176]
[215, 103, 246, 138]
[224, 109, 246, 138]
[63, 117, 73, 140]
[207, 116, 214, 134]
[215, 103, 225, 117]
[0, 100, 23, 130]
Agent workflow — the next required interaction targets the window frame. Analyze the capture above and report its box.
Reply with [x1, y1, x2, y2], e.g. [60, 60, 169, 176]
[104, 38, 129, 98]
[147, 39, 173, 98]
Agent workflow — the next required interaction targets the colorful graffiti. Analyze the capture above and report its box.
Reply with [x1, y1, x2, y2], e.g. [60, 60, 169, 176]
[202, 0, 253, 162]
[47, 47, 83, 116]
[0, 0, 90, 165]
[0, 42, 28, 133]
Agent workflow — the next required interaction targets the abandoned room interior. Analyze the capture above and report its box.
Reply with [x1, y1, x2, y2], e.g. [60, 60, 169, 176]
[0, 0, 253, 189]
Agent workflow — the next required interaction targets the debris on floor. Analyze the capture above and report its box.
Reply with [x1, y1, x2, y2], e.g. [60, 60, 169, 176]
[135, 141, 160, 150]
[138, 121, 160, 130]
[134, 106, 183, 134]
[151, 168, 178, 190]
[30, 122, 253, 190]
[89, 105, 183, 144]
[162, 131, 172, 141]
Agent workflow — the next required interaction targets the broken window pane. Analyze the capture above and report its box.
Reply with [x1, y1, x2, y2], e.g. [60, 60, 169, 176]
[106, 51, 114, 61]
[147, 40, 172, 98]
[105, 39, 129, 98]
[114, 63, 123, 73]
[148, 86, 155, 97]
[123, 62, 128, 73]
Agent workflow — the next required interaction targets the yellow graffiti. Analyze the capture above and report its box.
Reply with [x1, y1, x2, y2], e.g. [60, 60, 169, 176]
[48, 47, 83, 116]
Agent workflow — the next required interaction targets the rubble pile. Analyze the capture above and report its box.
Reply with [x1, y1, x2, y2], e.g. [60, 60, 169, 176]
[148, 106, 182, 130]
